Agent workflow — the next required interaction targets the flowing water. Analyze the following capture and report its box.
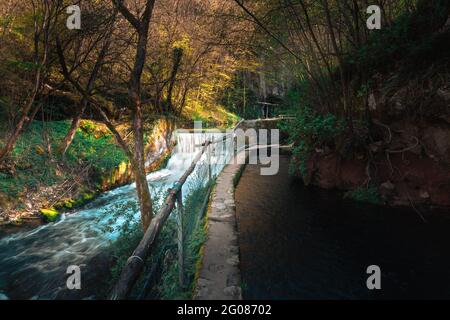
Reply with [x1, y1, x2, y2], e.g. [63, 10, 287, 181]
[236, 155, 450, 300]
[0, 131, 234, 300]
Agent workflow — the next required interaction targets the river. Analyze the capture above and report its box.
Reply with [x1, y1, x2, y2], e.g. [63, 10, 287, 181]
[236, 155, 450, 300]
[0, 131, 233, 300]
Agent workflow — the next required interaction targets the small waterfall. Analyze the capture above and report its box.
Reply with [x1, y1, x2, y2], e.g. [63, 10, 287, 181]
[170, 131, 235, 182]
[0, 130, 234, 300]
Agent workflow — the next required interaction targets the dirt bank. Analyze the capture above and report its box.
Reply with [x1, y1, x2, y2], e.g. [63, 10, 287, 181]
[293, 47, 450, 210]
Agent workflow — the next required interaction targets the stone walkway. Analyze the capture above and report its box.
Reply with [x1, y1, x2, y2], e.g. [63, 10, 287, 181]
[194, 152, 245, 300]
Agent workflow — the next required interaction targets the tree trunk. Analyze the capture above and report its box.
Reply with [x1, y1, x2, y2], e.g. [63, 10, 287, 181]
[58, 100, 86, 156]
[166, 47, 183, 113]
[0, 0, 50, 162]
[58, 26, 113, 157]
[0, 82, 40, 161]
[113, 0, 156, 230]
[132, 99, 153, 231]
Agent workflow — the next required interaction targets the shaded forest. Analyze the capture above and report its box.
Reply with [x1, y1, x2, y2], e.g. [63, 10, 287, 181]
[1, 0, 449, 226]
[0, 0, 449, 299]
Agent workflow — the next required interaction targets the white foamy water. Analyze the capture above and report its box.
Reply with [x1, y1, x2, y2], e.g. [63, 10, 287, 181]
[0, 131, 234, 299]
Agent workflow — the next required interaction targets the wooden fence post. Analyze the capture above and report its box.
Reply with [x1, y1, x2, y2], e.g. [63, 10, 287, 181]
[207, 144, 212, 183]
[176, 190, 185, 288]
[109, 141, 211, 299]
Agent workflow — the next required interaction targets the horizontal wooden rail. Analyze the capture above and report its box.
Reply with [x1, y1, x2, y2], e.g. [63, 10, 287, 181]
[109, 119, 246, 300]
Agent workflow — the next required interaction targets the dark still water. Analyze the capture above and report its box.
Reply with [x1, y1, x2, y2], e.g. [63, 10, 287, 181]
[235, 155, 450, 300]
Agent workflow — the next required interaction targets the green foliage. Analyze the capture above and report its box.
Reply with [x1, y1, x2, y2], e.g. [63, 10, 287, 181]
[66, 122, 128, 174]
[354, 3, 450, 74]
[157, 180, 209, 300]
[284, 86, 303, 111]
[281, 105, 344, 178]
[345, 185, 382, 206]
[0, 120, 127, 199]
[158, 216, 206, 300]
[186, 100, 240, 128]
[6, 60, 41, 71]
[220, 73, 263, 120]
[356, 12, 413, 71]
[0, 122, 62, 197]
[40, 208, 59, 222]
[106, 199, 144, 283]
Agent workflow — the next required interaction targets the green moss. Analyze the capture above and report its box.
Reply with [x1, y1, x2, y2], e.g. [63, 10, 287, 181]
[53, 190, 98, 214]
[40, 208, 60, 222]
[63, 199, 74, 209]
[345, 185, 383, 206]
[82, 192, 95, 201]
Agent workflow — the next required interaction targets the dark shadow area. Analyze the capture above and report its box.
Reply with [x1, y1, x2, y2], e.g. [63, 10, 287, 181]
[236, 155, 450, 300]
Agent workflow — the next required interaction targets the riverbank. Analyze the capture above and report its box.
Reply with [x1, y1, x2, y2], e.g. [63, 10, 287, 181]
[281, 10, 450, 211]
[0, 128, 234, 299]
[0, 108, 240, 229]
[0, 118, 175, 229]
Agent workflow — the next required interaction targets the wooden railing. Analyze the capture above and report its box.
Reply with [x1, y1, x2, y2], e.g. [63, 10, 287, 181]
[109, 141, 211, 299]
[109, 121, 244, 300]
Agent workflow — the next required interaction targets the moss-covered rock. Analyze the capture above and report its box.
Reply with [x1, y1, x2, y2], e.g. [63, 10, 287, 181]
[40, 208, 60, 222]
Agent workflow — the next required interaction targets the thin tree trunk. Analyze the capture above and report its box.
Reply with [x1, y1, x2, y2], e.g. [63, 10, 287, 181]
[322, 0, 353, 132]
[0, 73, 42, 161]
[58, 23, 114, 156]
[0, 0, 50, 162]
[114, 0, 156, 231]
[58, 101, 86, 156]
[166, 48, 183, 113]
[132, 97, 153, 231]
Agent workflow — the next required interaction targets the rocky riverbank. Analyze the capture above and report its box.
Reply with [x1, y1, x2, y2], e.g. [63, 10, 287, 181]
[301, 72, 450, 210]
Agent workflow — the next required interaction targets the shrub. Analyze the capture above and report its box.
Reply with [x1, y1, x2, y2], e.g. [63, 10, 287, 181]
[281, 106, 344, 178]
[344, 185, 382, 206]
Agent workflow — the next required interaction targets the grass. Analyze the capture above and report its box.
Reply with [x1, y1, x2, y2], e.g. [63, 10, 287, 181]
[157, 182, 209, 300]
[0, 120, 128, 209]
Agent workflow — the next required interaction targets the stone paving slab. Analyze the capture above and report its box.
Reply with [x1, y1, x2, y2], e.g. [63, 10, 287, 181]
[194, 153, 246, 300]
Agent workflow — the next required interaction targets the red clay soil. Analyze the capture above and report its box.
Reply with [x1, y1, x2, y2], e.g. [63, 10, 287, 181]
[306, 150, 450, 209]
